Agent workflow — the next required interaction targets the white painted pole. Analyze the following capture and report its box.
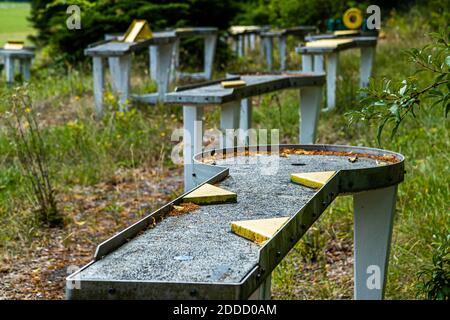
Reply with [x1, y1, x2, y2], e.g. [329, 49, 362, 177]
[109, 55, 131, 112]
[360, 46, 376, 88]
[204, 34, 217, 80]
[153, 43, 174, 100]
[263, 37, 273, 71]
[171, 38, 180, 82]
[302, 55, 313, 72]
[313, 54, 324, 72]
[21, 58, 31, 82]
[92, 56, 105, 118]
[353, 185, 397, 300]
[149, 45, 158, 81]
[5, 56, 15, 83]
[220, 100, 240, 149]
[249, 33, 256, 51]
[325, 52, 339, 111]
[299, 86, 322, 144]
[279, 36, 287, 71]
[183, 106, 204, 191]
[237, 35, 244, 57]
[238, 98, 252, 146]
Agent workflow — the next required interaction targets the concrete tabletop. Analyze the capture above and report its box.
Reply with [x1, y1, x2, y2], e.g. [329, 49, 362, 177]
[0, 47, 35, 58]
[261, 26, 317, 37]
[297, 36, 378, 54]
[163, 72, 325, 105]
[174, 27, 218, 37]
[75, 153, 385, 284]
[85, 31, 177, 57]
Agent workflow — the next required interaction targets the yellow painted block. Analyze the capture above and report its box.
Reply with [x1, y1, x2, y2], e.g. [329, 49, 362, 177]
[334, 30, 359, 36]
[231, 217, 290, 243]
[4, 41, 24, 50]
[221, 80, 247, 88]
[183, 183, 237, 205]
[291, 171, 336, 188]
[123, 19, 152, 43]
[305, 39, 353, 48]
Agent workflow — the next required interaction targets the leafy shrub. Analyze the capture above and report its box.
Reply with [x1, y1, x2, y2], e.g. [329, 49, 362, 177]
[348, 29, 449, 144]
[29, 0, 240, 65]
[1, 87, 62, 227]
[417, 233, 450, 300]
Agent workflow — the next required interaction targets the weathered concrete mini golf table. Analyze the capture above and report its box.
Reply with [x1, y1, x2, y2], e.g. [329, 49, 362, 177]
[260, 26, 317, 71]
[0, 47, 35, 83]
[297, 35, 378, 111]
[160, 72, 325, 190]
[66, 144, 404, 300]
[85, 31, 177, 116]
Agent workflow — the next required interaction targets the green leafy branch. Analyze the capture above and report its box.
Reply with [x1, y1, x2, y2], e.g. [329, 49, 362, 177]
[347, 29, 450, 145]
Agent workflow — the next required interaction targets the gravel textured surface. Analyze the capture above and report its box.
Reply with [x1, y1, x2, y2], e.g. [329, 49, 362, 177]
[79, 154, 379, 283]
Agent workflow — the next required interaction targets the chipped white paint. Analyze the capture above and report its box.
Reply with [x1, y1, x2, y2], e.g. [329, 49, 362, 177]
[353, 186, 397, 300]
[183, 106, 204, 191]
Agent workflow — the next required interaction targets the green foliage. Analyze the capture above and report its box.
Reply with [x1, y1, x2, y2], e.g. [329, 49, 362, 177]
[417, 233, 450, 300]
[29, 0, 240, 64]
[234, 0, 370, 29]
[348, 29, 450, 145]
[1, 87, 62, 227]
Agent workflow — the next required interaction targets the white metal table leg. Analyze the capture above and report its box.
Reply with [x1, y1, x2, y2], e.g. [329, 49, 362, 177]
[263, 37, 273, 71]
[325, 52, 339, 111]
[243, 34, 249, 55]
[313, 54, 324, 72]
[21, 58, 31, 81]
[360, 46, 376, 88]
[92, 56, 105, 118]
[153, 43, 174, 100]
[109, 55, 131, 112]
[204, 34, 217, 80]
[302, 54, 313, 72]
[237, 35, 244, 57]
[183, 105, 204, 191]
[171, 38, 180, 82]
[238, 98, 252, 146]
[220, 100, 240, 149]
[149, 45, 158, 81]
[299, 86, 322, 144]
[249, 33, 256, 51]
[5, 56, 15, 83]
[279, 35, 287, 71]
[353, 185, 397, 300]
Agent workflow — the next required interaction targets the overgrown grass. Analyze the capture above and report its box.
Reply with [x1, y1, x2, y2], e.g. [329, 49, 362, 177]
[0, 2, 34, 46]
[0, 7, 448, 299]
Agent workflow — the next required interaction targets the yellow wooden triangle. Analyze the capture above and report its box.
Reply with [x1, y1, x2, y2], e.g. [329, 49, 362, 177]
[291, 171, 336, 188]
[231, 217, 289, 243]
[183, 183, 237, 205]
[123, 20, 152, 43]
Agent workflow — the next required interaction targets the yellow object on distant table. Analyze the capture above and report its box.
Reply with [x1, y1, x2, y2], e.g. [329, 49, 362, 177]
[305, 39, 353, 48]
[231, 217, 290, 243]
[221, 80, 246, 88]
[342, 8, 363, 30]
[290, 171, 336, 188]
[183, 183, 237, 205]
[334, 30, 359, 36]
[4, 41, 24, 50]
[123, 19, 152, 43]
